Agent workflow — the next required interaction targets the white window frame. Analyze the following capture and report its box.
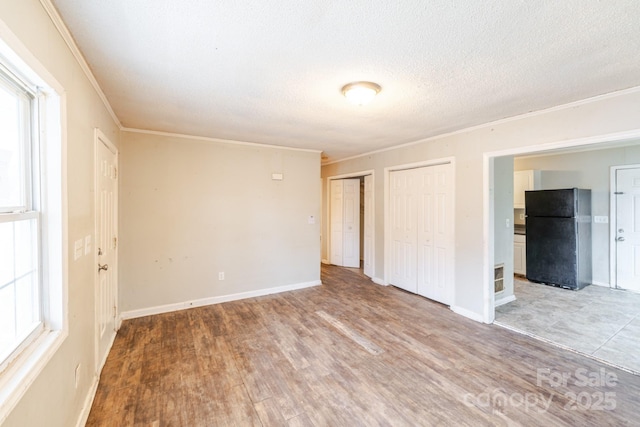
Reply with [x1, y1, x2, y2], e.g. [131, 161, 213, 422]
[0, 20, 67, 425]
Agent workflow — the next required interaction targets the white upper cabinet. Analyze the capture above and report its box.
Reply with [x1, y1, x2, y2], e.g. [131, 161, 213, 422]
[514, 170, 541, 209]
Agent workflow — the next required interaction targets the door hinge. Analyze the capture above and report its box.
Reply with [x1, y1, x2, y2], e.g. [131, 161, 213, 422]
[114, 167, 118, 179]
[113, 305, 117, 319]
[113, 237, 117, 249]
[614, 192, 624, 195]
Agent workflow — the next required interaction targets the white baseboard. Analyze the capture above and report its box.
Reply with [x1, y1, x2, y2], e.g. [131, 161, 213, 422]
[450, 305, 485, 323]
[371, 277, 387, 286]
[591, 281, 610, 288]
[495, 294, 516, 307]
[120, 280, 322, 320]
[75, 374, 99, 427]
[321, 259, 330, 265]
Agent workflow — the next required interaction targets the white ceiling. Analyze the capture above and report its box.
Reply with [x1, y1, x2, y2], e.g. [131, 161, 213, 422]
[50, 0, 640, 163]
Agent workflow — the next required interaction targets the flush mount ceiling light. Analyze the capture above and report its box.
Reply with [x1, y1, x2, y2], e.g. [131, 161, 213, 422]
[341, 81, 381, 106]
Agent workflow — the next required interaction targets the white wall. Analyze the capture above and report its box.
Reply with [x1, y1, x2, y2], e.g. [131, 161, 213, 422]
[119, 131, 321, 315]
[322, 88, 640, 321]
[0, 1, 120, 426]
[514, 144, 640, 286]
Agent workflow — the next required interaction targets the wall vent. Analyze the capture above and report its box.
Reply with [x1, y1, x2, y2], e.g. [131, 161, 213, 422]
[494, 264, 504, 293]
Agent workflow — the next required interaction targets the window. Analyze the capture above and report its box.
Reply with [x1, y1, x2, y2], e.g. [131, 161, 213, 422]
[0, 27, 65, 423]
[0, 65, 41, 370]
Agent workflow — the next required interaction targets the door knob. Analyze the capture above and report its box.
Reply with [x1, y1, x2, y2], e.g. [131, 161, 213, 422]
[98, 264, 109, 272]
[616, 237, 625, 242]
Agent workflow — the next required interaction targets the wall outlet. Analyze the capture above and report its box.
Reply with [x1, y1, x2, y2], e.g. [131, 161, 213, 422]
[594, 216, 608, 224]
[218, 272, 225, 280]
[505, 218, 510, 228]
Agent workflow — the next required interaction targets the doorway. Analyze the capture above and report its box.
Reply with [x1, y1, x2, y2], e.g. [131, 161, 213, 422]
[327, 171, 374, 278]
[94, 129, 119, 373]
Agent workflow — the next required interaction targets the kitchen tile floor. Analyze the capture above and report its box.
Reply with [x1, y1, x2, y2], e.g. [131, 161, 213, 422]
[495, 278, 640, 374]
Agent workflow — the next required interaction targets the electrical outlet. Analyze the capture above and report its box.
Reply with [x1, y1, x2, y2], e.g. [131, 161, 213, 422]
[593, 216, 608, 224]
[218, 272, 225, 280]
[505, 218, 510, 228]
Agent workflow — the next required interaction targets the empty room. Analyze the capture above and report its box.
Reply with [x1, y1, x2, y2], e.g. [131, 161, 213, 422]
[1, 1, 640, 426]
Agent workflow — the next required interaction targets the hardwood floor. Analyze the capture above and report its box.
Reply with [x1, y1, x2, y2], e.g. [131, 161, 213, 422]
[87, 265, 640, 426]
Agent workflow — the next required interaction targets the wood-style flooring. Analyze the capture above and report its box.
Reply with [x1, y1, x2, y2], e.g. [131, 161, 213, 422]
[87, 265, 640, 426]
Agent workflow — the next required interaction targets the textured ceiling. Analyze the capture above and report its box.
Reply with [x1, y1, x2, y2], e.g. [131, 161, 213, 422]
[50, 0, 640, 162]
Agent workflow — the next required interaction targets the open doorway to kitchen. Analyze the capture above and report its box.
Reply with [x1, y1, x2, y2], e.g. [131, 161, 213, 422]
[488, 135, 640, 374]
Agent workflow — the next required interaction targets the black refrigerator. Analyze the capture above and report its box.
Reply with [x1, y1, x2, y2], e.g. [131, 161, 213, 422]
[525, 188, 592, 290]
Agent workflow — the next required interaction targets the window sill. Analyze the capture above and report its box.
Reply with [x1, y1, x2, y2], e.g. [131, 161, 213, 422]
[0, 329, 67, 424]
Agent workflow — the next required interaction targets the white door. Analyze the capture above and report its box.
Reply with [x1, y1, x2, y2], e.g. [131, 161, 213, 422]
[417, 164, 453, 305]
[390, 164, 453, 304]
[95, 132, 118, 372]
[363, 175, 374, 278]
[616, 167, 640, 291]
[390, 169, 418, 292]
[330, 179, 361, 268]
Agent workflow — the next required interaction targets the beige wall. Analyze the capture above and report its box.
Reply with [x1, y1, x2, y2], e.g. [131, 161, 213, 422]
[493, 156, 515, 301]
[0, 1, 120, 426]
[514, 144, 640, 286]
[119, 131, 321, 314]
[322, 89, 640, 320]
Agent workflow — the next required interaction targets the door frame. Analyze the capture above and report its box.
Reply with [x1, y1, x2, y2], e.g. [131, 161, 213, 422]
[93, 128, 119, 373]
[485, 129, 640, 324]
[325, 170, 375, 276]
[610, 163, 640, 289]
[383, 158, 456, 296]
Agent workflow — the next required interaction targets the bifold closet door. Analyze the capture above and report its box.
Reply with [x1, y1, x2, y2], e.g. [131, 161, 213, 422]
[390, 164, 453, 305]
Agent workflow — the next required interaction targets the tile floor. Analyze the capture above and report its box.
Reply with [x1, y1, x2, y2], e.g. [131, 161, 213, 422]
[495, 277, 640, 374]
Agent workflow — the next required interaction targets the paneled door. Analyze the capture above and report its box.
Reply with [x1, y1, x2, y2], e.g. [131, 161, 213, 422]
[416, 164, 453, 304]
[330, 179, 361, 268]
[616, 167, 640, 291]
[390, 164, 453, 304]
[95, 131, 118, 372]
[390, 168, 418, 292]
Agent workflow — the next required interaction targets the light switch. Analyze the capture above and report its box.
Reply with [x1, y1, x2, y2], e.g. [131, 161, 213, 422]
[308, 215, 315, 224]
[74, 239, 83, 260]
[84, 235, 92, 255]
[506, 219, 510, 228]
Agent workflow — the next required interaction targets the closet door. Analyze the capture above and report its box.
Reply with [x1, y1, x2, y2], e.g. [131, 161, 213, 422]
[417, 164, 453, 305]
[390, 169, 418, 292]
[330, 179, 360, 267]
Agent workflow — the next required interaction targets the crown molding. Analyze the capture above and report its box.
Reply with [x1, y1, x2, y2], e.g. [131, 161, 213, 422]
[39, 0, 122, 129]
[323, 85, 640, 166]
[121, 127, 323, 154]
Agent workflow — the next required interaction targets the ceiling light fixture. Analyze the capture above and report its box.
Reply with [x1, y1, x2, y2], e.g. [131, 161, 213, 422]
[341, 81, 381, 106]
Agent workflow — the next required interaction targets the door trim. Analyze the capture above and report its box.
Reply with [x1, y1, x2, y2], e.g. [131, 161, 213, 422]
[610, 163, 640, 289]
[326, 170, 375, 276]
[383, 158, 456, 301]
[93, 128, 119, 374]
